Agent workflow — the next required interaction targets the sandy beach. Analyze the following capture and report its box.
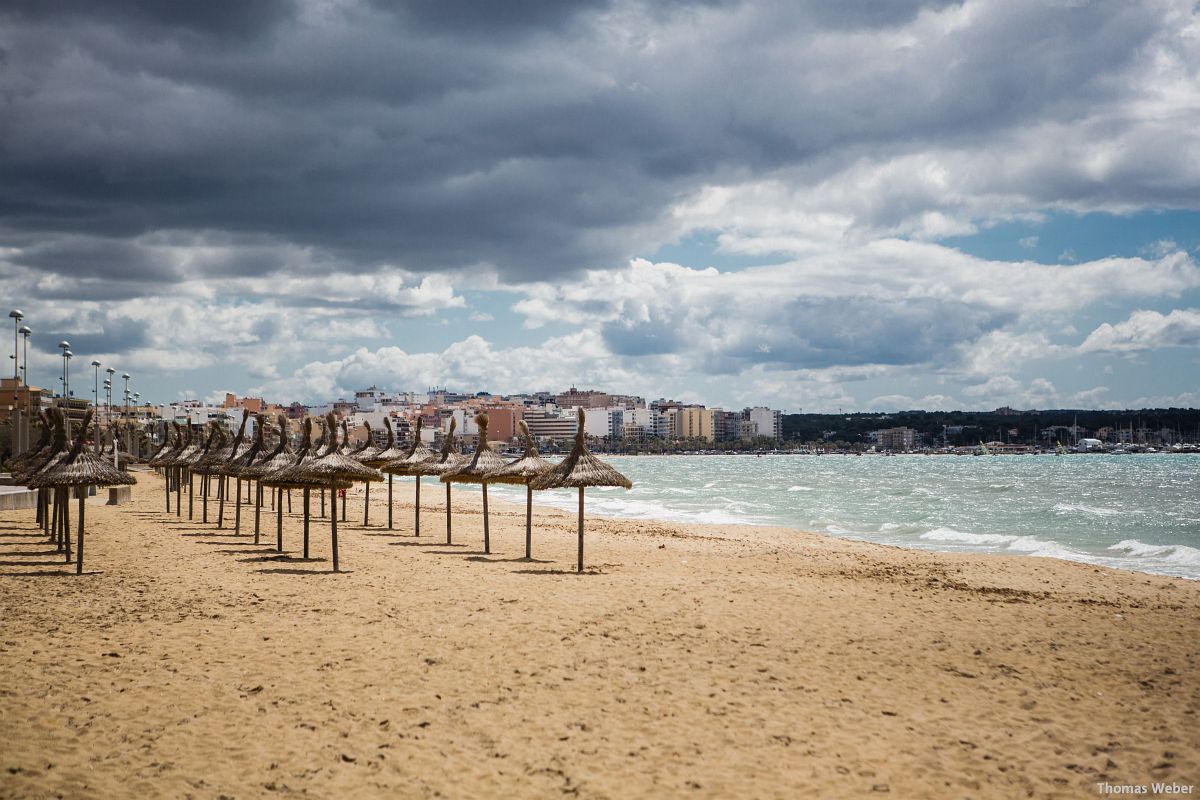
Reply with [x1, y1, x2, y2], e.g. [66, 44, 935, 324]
[1, 470, 1196, 799]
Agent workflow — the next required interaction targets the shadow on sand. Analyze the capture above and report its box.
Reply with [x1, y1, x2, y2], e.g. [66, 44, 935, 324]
[255, 567, 345, 575]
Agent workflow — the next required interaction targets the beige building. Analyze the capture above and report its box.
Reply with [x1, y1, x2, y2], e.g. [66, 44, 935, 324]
[677, 407, 714, 442]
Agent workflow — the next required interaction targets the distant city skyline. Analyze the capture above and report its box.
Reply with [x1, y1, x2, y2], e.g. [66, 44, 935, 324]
[1, 2, 1197, 412]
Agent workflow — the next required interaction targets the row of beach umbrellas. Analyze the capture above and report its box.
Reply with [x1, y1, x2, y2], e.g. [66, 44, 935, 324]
[143, 406, 629, 572]
[5, 407, 136, 573]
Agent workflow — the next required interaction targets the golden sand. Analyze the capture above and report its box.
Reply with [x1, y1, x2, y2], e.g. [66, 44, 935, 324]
[1, 471, 1196, 798]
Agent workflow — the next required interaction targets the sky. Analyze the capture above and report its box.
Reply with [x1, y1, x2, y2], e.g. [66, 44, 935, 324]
[1, 0, 1198, 412]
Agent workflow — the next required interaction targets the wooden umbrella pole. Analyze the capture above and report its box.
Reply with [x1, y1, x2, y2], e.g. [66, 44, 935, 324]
[62, 491, 71, 563]
[36, 487, 43, 526]
[577, 487, 585, 574]
[175, 468, 182, 517]
[287, 489, 292, 514]
[202, 474, 209, 523]
[165, 469, 171, 512]
[445, 482, 452, 545]
[76, 489, 85, 574]
[320, 489, 325, 518]
[341, 488, 346, 522]
[217, 475, 225, 528]
[525, 483, 533, 560]
[482, 482, 490, 554]
[188, 469, 194, 519]
[254, 483, 262, 545]
[50, 489, 59, 546]
[414, 477, 421, 537]
[234, 476, 242, 534]
[363, 481, 370, 527]
[276, 487, 283, 552]
[387, 474, 393, 529]
[330, 482, 339, 572]
[303, 487, 310, 560]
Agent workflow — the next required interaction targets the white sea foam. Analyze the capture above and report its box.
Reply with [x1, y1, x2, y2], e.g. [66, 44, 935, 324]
[1053, 502, 1121, 517]
[1109, 539, 1200, 566]
[919, 528, 1016, 545]
[787, 485, 815, 492]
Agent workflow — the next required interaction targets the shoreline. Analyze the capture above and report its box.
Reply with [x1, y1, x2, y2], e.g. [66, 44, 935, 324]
[485, 475, 1200, 584]
[1, 471, 1196, 797]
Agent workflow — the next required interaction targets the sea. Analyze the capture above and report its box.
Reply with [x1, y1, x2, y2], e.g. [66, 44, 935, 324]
[487, 453, 1200, 580]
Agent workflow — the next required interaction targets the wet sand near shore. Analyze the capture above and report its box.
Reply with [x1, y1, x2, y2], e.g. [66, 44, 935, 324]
[1, 470, 1197, 798]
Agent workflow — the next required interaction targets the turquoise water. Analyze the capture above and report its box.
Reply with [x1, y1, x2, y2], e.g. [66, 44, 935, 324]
[488, 454, 1200, 579]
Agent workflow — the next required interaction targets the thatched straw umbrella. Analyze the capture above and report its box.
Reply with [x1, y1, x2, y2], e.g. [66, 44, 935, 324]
[210, 413, 249, 529]
[224, 414, 266, 536]
[191, 424, 228, 524]
[161, 422, 196, 518]
[380, 417, 438, 535]
[242, 415, 295, 547]
[18, 408, 70, 541]
[268, 413, 381, 571]
[172, 422, 206, 519]
[530, 407, 632, 573]
[441, 413, 509, 554]
[5, 409, 51, 478]
[147, 422, 180, 512]
[484, 420, 552, 560]
[260, 417, 320, 555]
[401, 417, 466, 545]
[362, 418, 406, 529]
[6, 410, 52, 527]
[28, 409, 136, 573]
[348, 421, 379, 526]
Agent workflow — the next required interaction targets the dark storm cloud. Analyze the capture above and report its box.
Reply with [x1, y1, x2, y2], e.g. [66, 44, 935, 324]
[32, 314, 148, 357]
[0, 0, 1186, 299]
[2, 0, 296, 39]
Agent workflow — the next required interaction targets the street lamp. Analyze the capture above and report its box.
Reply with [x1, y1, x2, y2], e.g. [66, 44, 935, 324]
[122, 374, 131, 453]
[17, 325, 30, 453]
[60, 345, 72, 436]
[91, 360, 102, 453]
[105, 367, 115, 444]
[8, 309, 23, 456]
[8, 309, 22, 382]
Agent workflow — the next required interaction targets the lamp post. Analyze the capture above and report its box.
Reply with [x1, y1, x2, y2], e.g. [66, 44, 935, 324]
[91, 360, 102, 453]
[122, 374, 131, 455]
[132, 392, 141, 457]
[18, 325, 30, 453]
[105, 367, 115, 450]
[8, 309, 21, 382]
[58, 342, 71, 436]
[8, 309, 22, 457]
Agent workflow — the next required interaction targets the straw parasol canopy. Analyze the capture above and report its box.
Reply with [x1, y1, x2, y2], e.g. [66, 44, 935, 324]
[406, 416, 464, 478]
[220, 413, 264, 534]
[530, 407, 632, 572]
[241, 415, 294, 480]
[266, 413, 380, 571]
[144, 420, 173, 465]
[441, 413, 509, 554]
[23, 407, 71, 483]
[380, 418, 436, 475]
[29, 411, 135, 490]
[147, 423, 181, 468]
[27, 409, 136, 574]
[403, 417, 465, 543]
[377, 417, 437, 534]
[353, 421, 386, 465]
[225, 415, 267, 476]
[6, 409, 53, 481]
[484, 420, 552, 560]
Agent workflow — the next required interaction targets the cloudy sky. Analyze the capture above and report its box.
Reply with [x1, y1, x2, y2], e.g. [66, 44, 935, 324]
[2, 0, 1198, 412]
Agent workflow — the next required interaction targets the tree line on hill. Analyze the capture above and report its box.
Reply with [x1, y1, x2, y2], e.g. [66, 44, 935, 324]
[781, 408, 1200, 448]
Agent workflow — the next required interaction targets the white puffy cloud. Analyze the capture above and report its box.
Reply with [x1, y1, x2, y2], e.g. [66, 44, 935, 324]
[1079, 308, 1200, 353]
